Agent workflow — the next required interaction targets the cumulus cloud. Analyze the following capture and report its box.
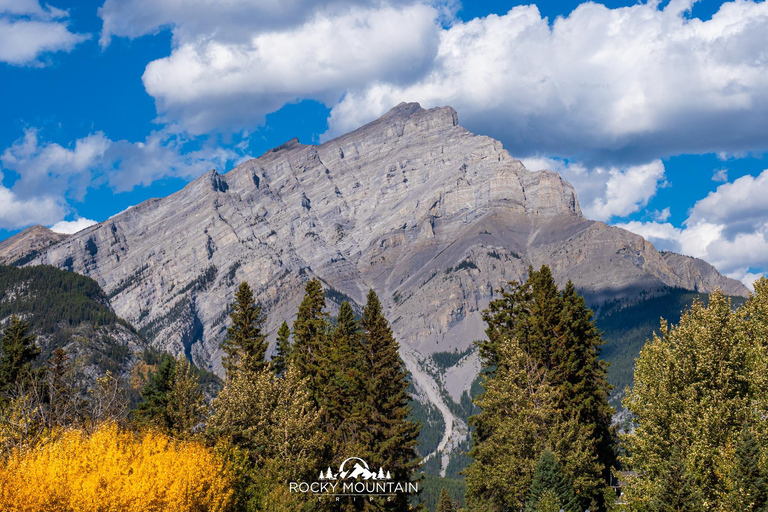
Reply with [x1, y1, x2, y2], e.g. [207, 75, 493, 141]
[49, 217, 97, 234]
[0, 1, 88, 65]
[712, 168, 728, 182]
[140, 3, 441, 133]
[324, 0, 768, 163]
[520, 156, 667, 221]
[616, 170, 768, 288]
[0, 128, 241, 230]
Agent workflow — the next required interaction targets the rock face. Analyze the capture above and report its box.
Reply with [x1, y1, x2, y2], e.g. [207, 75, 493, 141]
[26, 103, 747, 377]
[0, 225, 69, 265]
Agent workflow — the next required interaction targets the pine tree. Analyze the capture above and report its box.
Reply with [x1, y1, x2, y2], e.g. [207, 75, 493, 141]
[272, 321, 292, 376]
[291, 278, 330, 400]
[166, 356, 207, 437]
[525, 449, 578, 512]
[0, 316, 41, 396]
[46, 348, 85, 427]
[437, 488, 456, 512]
[359, 288, 421, 510]
[134, 353, 176, 429]
[222, 281, 268, 378]
[724, 429, 767, 512]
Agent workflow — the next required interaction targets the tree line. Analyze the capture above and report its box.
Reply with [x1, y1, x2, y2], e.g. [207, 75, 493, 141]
[2, 265, 768, 511]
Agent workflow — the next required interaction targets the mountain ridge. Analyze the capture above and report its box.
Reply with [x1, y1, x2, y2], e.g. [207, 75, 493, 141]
[7, 103, 745, 377]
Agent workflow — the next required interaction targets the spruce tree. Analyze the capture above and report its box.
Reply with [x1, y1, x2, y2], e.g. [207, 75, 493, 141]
[650, 451, 704, 512]
[525, 449, 578, 512]
[724, 429, 767, 511]
[272, 321, 292, 376]
[134, 353, 176, 429]
[322, 301, 366, 446]
[478, 266, 614, 509]
[291, 278, 330, 400]
[222, 281, 268, 377]
[437, 487, 456, 512]
[0, 316, 40, 396]
[359, 288, 421, 510]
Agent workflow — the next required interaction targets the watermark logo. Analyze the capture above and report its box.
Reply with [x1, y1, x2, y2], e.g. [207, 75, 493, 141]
[289, 457, 418, 502]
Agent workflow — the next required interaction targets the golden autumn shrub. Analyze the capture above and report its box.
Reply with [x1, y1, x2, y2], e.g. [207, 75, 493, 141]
[0, 422, 234, 512]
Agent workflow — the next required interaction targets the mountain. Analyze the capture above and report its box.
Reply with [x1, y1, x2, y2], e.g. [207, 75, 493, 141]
[0, 225, 68, 266]
[0, 264, 145, 380]
[10, 102, 747, 468]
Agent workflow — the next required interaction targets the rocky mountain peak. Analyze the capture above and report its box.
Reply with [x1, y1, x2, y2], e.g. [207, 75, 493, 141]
[18, 102, 747, 380]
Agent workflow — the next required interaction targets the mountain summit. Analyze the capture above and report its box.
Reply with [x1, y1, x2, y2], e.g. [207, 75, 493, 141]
[21, 103, 744, 379]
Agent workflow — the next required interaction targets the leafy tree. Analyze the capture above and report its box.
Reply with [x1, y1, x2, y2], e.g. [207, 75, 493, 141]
[222, 281, 268, 377]
[437, 487, 456, 512]
[207, 364, 325, 510]
[622, 283, 768, 510]
[272, 321, 292, 376]
[166, 356, 207, 438]
[649, 451, 704, 512]
[0, 316, 40, 396]
[134, 354, 176, 429]
[525, 449, 578, 512]
[359, 288, 421, 510]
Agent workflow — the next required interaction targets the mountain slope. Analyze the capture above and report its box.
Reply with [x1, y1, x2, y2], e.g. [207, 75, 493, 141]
[0, 225, 68, 266]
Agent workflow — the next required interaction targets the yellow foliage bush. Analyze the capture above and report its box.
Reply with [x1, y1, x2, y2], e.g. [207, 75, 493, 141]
[0, 422, 234, 512]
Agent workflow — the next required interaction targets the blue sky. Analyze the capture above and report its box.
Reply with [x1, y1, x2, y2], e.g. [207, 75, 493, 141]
[1, 0, 767, 287]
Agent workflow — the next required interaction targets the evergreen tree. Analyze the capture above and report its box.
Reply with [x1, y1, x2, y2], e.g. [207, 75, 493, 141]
[359, 288, 421, 510]
[46, 348, 85, 427]
[649, 451, 704, 512]
[291, 278, 330, 400]
[166, 356, 207, 437]
[478, 266, 614, 509]
[222, 281, 268, 378]
[436, 487, 456, 512]
[134, 354, 176, 429]
[272, 321, 292, 376]
[321, 301, 366, 447]
[724, 429, 768, 512]
[0, 316, 40, 396]
[525, 450, 578, 512]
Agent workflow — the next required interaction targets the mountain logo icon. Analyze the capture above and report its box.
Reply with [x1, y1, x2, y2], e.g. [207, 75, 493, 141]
[318, 457, 392, 481]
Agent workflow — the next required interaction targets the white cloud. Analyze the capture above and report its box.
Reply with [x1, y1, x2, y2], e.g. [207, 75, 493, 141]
[0, 1, 88, 65]
[139, 3, 441, 133]
[0, 128, 242, 230]
[616, 170, 768, 288]
[49, 217, 97, 234]
[712, 168, 728, 182]
[323, 0, 768, 162]
[521, 156, 666, 221]
[653, 207, 671, 222]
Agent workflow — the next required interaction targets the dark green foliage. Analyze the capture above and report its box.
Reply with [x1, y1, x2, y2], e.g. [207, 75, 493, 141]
[477, 265, 614, 510]
[524, 450, 578, 512]
[271, 321, 292, 376]
[724, 429, 768, 511]
[443, 440, 472, 480]
[0, 316, 40, 395]
[431, 346, 474, 370]
[134, 353, 176, 429]
[359, 288, 422, 510]
[416, 475, 465, 512]
[436, 488, 456, 512]
[290, 278, 330, 400]
[446, 260, 478, 273]
[650, 451, 704, 512]
[222, 282, 268, 377]
[409, 397, 445, 461]
[0, 265, 131, 335]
